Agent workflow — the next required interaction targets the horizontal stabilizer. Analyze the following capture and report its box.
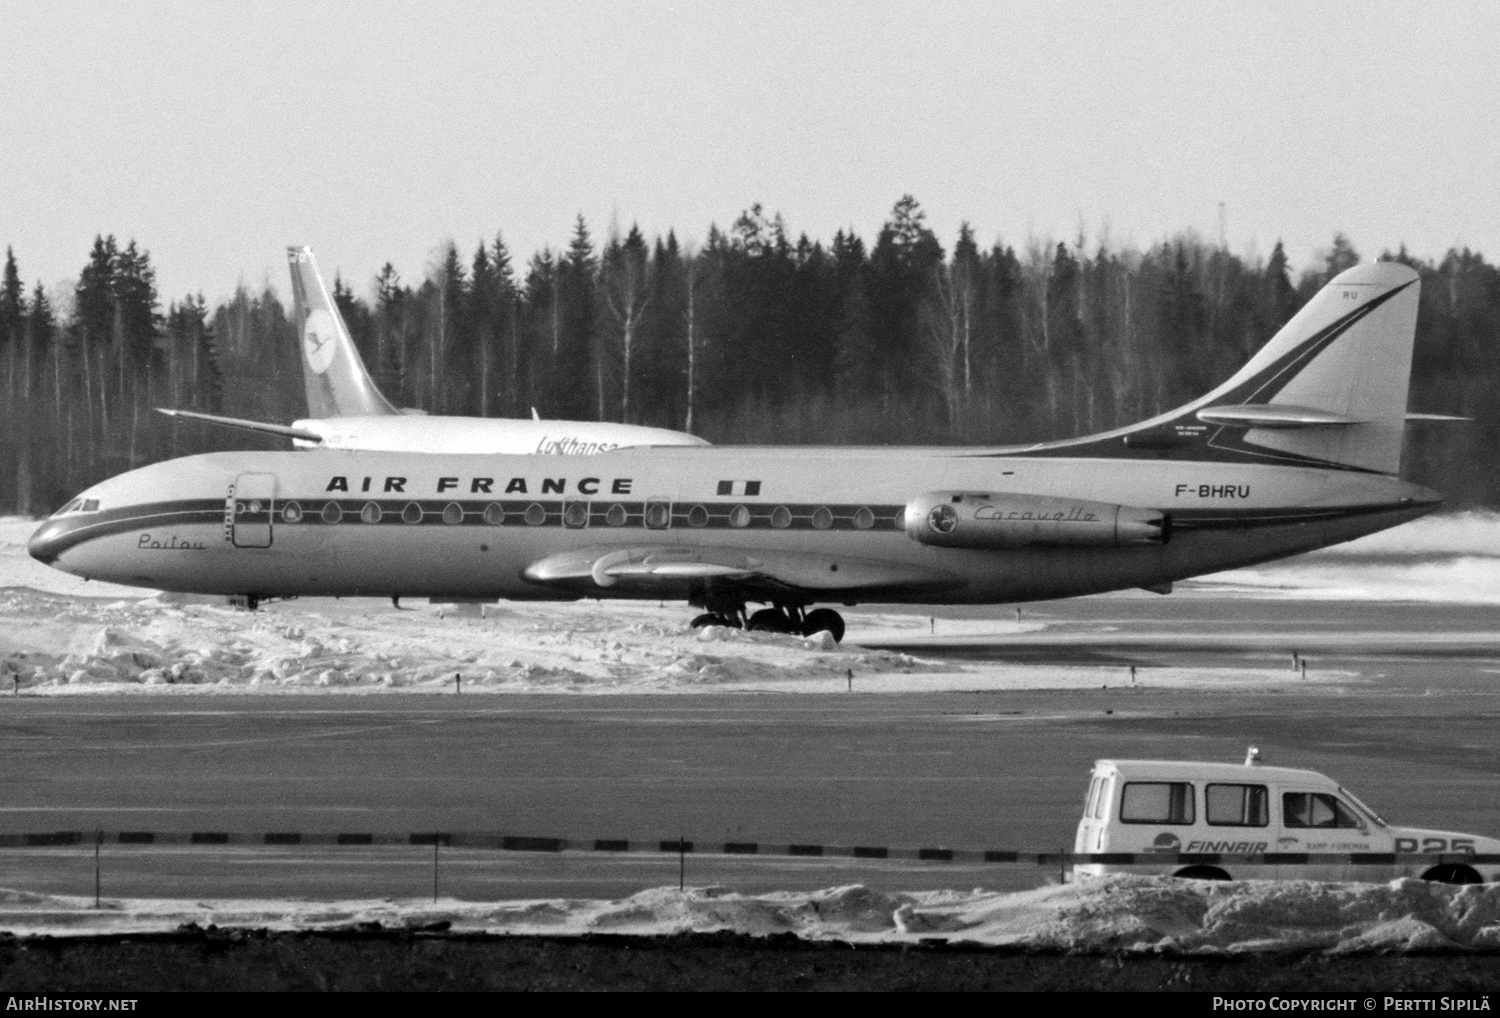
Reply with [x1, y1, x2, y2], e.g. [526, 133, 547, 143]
[1196, 404, 1364, 429]
[156, 409, 323, 443]
[1405, 413, 1472, 422]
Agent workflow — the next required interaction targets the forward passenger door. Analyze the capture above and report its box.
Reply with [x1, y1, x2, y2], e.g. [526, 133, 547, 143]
[230, 473, 276, 548]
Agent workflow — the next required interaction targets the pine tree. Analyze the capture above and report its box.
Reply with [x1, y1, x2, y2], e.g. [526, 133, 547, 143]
[488, 233, 519, 416]
[332, 273, 377, 378]
[1, 248, 23, 397]
[869, 195, 944, 426]
[468, 241, 498, 416]
[599, 224, 653, 422]
[558, 216, 597, 418]
[520, 249, 559, 417]
[429, 242, 467, 413]
[373, 263, 409, 403]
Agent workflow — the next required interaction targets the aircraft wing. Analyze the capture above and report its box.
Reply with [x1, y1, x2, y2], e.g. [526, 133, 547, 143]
[522, 545, 961, 599]
[157, 408, 324, 443]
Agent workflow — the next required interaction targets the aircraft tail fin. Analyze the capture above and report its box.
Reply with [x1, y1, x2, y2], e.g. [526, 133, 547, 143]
[1106, 261, 1421, 474]
[286, 247, 399, 419]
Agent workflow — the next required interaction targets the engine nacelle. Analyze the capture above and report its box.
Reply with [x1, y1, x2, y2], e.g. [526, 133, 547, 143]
[905, 491, 1168, 549]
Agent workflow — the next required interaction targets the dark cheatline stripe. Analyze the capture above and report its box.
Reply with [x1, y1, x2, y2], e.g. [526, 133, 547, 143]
[594, 839, 630, 852]
[190, 832, 229, 845]
[853, 846, 889, 859]
[263, 832, 301, 845]
[283, 498, 906, 533]
[501, 835, 566, 853]
[918, 847, 954, 861]
[36, 501, 225, 557]
[788, 844, 823, 857]
[724, 842, 759, 855]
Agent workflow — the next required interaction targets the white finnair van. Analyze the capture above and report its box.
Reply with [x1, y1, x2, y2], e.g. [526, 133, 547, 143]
[1073, 751, 1500, 884]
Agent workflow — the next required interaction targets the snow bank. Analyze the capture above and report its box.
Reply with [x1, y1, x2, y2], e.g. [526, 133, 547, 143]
[1201, 510, 1500, 603]
[5, 876, 1500, 952]
[0, 589, 971, 695]
[3, 511, 1495, 696]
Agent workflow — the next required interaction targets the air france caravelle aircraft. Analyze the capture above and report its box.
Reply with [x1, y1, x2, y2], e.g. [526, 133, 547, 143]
[32, 262, 1442, 643]
[158, 246, 709, 454]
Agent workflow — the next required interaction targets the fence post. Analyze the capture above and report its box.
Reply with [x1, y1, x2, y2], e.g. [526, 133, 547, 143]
[433, 835, 439, 903]
[94, 830, 102, 908]
[678, 836, 685, 891]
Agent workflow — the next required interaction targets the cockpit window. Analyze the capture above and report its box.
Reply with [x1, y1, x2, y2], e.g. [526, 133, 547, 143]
[50, 498, 101, 517]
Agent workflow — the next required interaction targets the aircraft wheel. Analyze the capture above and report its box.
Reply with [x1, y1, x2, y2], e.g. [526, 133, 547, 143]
[802, 608, 845, 643]
[1422, 864, 1483, 885]
[690, 612, 737, 629]
[747, 608, 795, 633]
[1172, 866, 1231, 881]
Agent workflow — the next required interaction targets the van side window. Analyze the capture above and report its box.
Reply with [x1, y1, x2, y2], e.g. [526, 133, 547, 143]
[1283, 792, 1362, 829]
[1120, 782, 1194, 824]
[1092, 778, 1111, 819]
[1205, 783, 1269, 826]
[1084, 777, 1101, 819]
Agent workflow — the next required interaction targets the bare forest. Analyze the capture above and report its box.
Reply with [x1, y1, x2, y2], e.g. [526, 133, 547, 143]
[2, 197, 1497, 515]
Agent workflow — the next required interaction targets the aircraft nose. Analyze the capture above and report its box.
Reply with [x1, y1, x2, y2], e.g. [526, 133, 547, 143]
[28, 518, 72, 565]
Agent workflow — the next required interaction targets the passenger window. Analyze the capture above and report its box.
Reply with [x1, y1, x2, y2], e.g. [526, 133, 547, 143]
[1206, 783, 1269, 827]
[1120, 782, 1195, 825]
[1282, 792, 1362, 829]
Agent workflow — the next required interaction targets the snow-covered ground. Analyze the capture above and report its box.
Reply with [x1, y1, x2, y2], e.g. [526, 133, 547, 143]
[0, 514, 1377, 695]
[4, 875, 1500, 953]
[1197, 510, 1500, 603]
[13, 511, 1499, 696]
[7, 513, 1500, 951]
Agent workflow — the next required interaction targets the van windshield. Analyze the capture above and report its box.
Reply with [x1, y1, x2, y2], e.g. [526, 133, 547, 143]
[1339, 787, 1387, 827]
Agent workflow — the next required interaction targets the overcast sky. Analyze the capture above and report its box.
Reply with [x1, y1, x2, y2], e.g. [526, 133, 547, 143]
[3, 0, 1496, 304]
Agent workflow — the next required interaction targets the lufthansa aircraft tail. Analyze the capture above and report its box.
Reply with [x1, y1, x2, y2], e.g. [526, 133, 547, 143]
[1038, 261, 1424, 474]
[286, 246, 400, 419]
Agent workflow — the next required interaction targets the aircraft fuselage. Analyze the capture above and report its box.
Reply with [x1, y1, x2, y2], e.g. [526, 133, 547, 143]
[29, 445, 1441, 606]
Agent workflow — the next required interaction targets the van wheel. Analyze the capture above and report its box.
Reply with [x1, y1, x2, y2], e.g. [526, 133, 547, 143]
[1172, 866, 1231, 881]
[1421, 864, 1482, 885]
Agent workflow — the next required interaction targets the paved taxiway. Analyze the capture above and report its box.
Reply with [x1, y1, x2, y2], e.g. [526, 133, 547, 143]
[3, 597, 1499, 901]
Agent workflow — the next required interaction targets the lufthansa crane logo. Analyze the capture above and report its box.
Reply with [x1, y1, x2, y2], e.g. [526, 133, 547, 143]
[303, 309, 338, 374]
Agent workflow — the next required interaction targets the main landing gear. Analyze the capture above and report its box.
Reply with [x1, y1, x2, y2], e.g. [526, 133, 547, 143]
[690, 604, 846, 644]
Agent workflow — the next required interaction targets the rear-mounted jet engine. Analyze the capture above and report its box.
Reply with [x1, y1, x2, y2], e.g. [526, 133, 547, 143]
[904, 492, 1168, 549]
